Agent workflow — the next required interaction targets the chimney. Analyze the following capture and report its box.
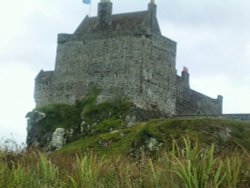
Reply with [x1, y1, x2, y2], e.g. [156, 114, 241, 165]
[181, 66, 190, 88]
[148, 0, 157, 17]
[147, 0, 157, 33]
[98, 0, 113, 29]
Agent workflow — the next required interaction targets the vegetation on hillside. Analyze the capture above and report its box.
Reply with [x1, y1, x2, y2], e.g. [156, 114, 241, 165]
[27, 91, 250, 155]
[0, 137, 249, 188]
[22, 94, 250, 187]
[51, 117, 250, 158]
[36, 88, 129, 134]
[27, 89, 130, 147]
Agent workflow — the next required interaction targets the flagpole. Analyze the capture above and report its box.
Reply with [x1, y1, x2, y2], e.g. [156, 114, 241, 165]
[89, 0, 92, 16]
[82, 0, 92, 16]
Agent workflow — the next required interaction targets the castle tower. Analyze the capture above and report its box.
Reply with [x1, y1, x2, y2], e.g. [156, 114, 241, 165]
[43, 0, 177, 114]
[34, 1, 222, 116]
[98, 0, 113, 28]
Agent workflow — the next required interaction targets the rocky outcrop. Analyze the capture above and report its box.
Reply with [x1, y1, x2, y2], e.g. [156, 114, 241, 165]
[26, 111, 51, 149]
[26, 111, 46, 132]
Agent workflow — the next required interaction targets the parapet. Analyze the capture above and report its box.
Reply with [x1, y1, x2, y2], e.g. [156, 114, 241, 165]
[35, 70, 54, 83]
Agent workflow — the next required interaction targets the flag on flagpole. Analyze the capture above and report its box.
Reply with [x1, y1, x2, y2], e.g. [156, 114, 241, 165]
[83, 0, 91, 4]
[82, 0, 92, 16]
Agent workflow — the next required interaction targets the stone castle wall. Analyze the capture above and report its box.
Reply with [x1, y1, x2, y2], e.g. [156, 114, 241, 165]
[34, 31, 223, 115]
[34, 71, 54, 107]
[172, 114, 250, 121]
[176, 75, 223, 115]
[35, 32, 177, 114]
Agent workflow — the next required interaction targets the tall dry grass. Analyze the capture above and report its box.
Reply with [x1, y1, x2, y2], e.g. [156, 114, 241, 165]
[0, 137, 249, 188]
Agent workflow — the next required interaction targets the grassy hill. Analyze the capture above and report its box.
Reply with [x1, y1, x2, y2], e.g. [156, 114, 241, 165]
[26, 91, 250, 156]
[1, 117, 250, 187]
[53, 118, 250, 157]
[10, 95, 249, 187]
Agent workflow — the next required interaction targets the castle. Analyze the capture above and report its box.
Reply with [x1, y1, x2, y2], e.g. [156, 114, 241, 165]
[34, 0, 223, 116]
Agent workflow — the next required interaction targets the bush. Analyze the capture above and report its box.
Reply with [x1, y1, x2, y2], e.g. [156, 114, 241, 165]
[37, 104, 81, 132]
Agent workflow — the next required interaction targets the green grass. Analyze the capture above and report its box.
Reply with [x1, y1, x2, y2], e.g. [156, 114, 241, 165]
[23, 94, 250, 187]
[0, 137, 249, 188]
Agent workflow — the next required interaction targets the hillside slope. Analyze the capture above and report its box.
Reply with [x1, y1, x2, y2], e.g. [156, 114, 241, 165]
[26, 94, 250, 157]
[54, 118, 250, 158]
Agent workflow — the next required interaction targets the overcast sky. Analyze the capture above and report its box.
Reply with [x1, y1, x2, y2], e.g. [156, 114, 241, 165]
[0, 0, 250, 144]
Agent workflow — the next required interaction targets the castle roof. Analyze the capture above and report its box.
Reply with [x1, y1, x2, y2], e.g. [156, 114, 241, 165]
[74, 7, 161, 35]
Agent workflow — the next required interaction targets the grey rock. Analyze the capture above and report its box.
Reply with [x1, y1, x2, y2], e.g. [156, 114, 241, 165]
[146, 137, 158, 151]
[80, 125, 84, 133]
[26, 110, 46, 131]
[51, 128, 66, 149]
[218, 127, 232, 142]
[126, 115, 136, 128]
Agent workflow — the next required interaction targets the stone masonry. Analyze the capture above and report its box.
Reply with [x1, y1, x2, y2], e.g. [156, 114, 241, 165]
[34, 0, 223, 116]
